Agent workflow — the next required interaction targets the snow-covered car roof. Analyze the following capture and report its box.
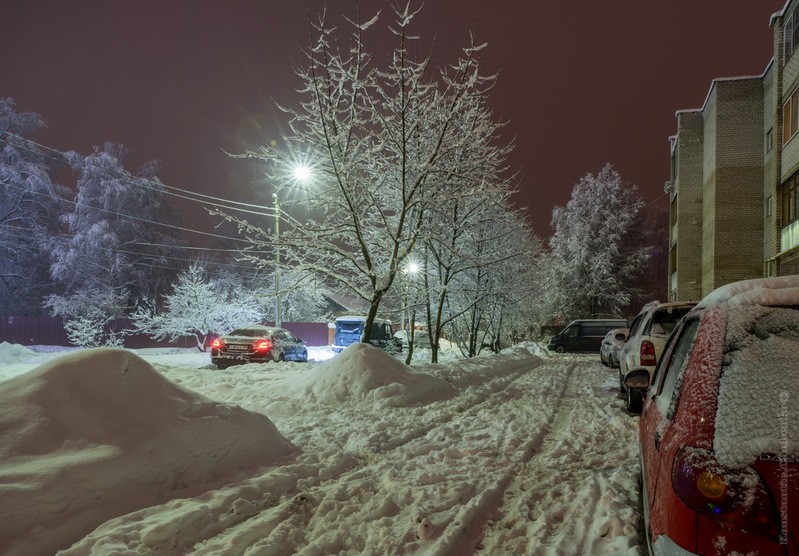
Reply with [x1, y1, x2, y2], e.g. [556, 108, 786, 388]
[224, 326, 280, 336]
[696, 275, 799, 310]
[683, 276, 799, 468]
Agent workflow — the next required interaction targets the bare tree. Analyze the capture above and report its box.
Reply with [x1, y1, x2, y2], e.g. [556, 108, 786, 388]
[223, 4, 510, 342]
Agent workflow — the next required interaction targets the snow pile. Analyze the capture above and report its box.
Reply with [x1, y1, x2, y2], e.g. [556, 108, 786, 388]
[0, 348, 297, 555]
[0, 341, 40, 364]
[501, 340, 549, 359]
[276, 342, 455, 405]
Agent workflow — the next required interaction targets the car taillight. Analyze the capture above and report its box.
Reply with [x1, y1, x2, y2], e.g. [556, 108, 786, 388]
[672, 447, 779, 538]
[640, 340, 656, 366]
[254, 339, 272, 351]
[211, 338, 223, 349]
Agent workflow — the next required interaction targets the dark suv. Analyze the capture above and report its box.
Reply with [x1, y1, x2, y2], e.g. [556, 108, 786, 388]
[332, 316, 402, 353]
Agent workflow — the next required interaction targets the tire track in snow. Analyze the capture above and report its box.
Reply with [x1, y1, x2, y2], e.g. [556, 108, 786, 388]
[473, 357, 644, 555]
[434, 359, 579, 555]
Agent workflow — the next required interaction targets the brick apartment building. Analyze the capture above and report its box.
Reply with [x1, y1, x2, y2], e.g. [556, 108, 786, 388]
[668, 0, 799, 300]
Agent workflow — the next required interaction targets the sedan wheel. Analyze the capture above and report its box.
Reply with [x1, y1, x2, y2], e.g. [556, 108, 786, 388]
[555, 345, 566, 354]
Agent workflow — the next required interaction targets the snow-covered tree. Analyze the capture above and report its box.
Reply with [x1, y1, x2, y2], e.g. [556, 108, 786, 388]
[130, 264, 263, 351]
[420, 194, 540, 362]
[44, 288, 126, 347]
[239, 267, 331, 323]
[439, 206, 541, 359]
[223, 4, 511, 341]
[0, 98, 67, 314]
[48, 142, 183, 319]
[544, 164, 650, 320]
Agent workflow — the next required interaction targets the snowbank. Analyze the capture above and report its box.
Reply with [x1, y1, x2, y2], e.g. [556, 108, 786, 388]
[0, 348, 297, 555]
[275, 342, 456, 406]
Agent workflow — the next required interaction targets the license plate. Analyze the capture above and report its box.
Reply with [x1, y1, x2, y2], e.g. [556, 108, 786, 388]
[227, 345, 248, 351]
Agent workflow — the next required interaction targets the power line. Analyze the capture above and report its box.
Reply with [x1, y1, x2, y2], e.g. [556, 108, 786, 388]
[0, 178, 260, 245]
[1, 131, 279, 219]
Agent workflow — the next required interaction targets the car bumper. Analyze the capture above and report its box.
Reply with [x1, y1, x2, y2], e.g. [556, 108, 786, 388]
[212, 353, 273, 365]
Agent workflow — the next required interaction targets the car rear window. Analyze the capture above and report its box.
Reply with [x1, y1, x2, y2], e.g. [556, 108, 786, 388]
[230, 328, 269, 337]
[649, 306, 693, 336]
[714, 305, 799, 467]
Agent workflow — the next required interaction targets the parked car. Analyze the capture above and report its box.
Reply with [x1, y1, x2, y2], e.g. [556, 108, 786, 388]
[331, 316, 402, 353]
[547, 319, 627, 353]
[210, 325, 308, 369]
[618, 300, 696, 412]
[625, 276, 799, 555]
[599, 327, 628, 367]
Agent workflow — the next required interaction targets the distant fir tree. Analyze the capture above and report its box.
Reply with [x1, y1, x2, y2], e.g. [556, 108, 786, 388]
[545, 164, 650, 320]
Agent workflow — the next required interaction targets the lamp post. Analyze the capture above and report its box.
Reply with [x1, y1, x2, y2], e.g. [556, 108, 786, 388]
[403, 261, 420, 335]
[273, 192, 282, 327]
[273, 163, 312, 328]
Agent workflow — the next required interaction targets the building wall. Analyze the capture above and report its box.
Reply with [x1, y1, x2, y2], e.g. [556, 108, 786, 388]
[670, 111, 704, 301]
[701, 88, 718, 295]
[711, 79, 764, 290]
[764, 62, 777, 265]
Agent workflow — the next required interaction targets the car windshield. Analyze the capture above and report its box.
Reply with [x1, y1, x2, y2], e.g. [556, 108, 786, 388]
[714, 305, 799, 467]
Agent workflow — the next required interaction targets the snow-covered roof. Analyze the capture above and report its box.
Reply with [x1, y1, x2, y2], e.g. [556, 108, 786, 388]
[770, 0, 793, 27]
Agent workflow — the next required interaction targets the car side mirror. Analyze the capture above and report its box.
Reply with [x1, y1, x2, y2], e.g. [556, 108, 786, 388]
[623, 368, 651, 392]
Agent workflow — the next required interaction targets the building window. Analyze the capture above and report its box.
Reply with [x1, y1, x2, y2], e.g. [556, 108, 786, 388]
[784, 89, 799, 145]
[767, 195, 774, 217]
[766, 128, 774, 153]
[785, 11, 799, 63]
[782, 174, 799, 225]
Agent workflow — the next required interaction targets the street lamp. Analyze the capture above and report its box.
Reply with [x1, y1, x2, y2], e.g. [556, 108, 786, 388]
[273, 163, 312, 327]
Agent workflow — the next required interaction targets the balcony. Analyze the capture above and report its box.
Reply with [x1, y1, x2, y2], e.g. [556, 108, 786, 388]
[781, 220, 799, 252]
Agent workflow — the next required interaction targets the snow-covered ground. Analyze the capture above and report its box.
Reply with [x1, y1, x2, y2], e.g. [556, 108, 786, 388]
[0, 341, 644, 555]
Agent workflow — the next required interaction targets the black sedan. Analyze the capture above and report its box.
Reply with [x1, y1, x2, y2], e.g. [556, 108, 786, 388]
[210, 326, 308, 369]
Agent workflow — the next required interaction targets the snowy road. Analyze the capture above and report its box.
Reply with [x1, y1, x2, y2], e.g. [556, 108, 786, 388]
[1, 344, 644, 554]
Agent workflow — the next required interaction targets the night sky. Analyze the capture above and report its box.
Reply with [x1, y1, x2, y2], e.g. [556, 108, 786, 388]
[1, 0, 783, 239]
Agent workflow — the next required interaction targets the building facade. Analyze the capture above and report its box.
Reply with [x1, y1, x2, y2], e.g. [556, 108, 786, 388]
[668, 0, 799, 300]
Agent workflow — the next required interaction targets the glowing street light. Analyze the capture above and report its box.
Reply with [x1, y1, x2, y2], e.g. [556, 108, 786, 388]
[292, 164, 312, 183]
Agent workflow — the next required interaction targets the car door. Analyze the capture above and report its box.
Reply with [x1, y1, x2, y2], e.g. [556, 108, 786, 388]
[284, 331, 299, 360]
[639, 316, 701, 513]
[272, 330, 288, 359]
[621, 315, 644, 374]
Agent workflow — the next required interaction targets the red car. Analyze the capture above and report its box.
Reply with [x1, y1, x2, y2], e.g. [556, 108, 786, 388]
[625, 276, 799, 555]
